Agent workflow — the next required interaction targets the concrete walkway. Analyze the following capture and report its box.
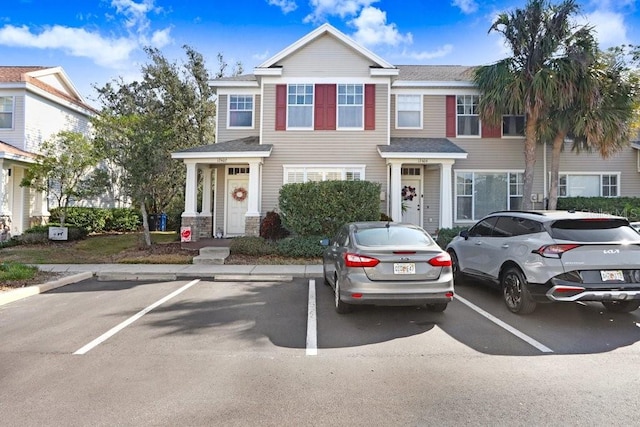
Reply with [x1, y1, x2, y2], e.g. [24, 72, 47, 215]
[0, 263, 324, 307]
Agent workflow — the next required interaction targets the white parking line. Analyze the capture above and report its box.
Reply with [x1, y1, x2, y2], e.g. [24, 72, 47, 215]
[73, 279, 201, 355]
[306, 279, 318, 356]
[455, 294, 554, 353]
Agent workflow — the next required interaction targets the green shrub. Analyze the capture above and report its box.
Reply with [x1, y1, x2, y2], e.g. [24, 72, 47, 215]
[0, 261, 38, 281]
[229, 236, 278, 256]
[20, 224, 89, 244]
[276, 235, 325, 258]
[435, 226, 468, 249]
[49, 207, 141, 233]
[279, 180, 381, 237]
[380, 212, 392, 221]
[557, 197, 640, 221]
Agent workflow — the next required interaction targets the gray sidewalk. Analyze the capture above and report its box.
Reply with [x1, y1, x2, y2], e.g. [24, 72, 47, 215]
[0, 264, 323, 307]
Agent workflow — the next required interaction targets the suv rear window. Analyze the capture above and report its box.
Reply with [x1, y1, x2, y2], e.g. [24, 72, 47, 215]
[549, 219, 640, 242]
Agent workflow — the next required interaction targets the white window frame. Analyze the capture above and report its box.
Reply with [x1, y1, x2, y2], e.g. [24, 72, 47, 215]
[227, 94, 254, 129]
[454, 170, 524, 222]
[283, 165, 366, 184]
[456, 95, 480, 137]
[396, 94, 422, 129]
[287, 84, 314, 130]
[0, 96, 14, 130]
[337, 84, 364, 130]
[558, 172, 620, 198]
[502, 115, 525, 138]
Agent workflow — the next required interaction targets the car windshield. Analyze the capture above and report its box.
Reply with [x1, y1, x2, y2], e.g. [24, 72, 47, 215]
[549, 219, 640, 242]
[354, 226, 433, 246]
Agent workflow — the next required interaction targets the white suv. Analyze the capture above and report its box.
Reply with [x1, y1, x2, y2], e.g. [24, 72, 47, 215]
[446, 210, 640, 314]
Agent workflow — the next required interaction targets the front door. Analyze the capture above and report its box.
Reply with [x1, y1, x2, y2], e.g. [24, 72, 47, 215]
[226, 169, 249, 235]
[401, 174, 421, 226]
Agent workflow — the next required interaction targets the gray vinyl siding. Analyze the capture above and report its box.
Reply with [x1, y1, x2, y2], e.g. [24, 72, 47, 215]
[259, 84, 389, 213]
[422, 167, 440, 235]
[217, 94, 261, 143]
[278, 34, 376, 77]
[391, 94, 445, 138]
[0, 91, 26, 149]
[213, 167, 224, 233]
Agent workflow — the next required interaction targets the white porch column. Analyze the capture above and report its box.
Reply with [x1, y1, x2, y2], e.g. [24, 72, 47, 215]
[200, 167, 212, 215]
[0, 160, 10, 216]
[439, 160, 454, 229]
[183, 162, 198, 216]
[389, 160, 402, 222]
[246, 159, 261, 217]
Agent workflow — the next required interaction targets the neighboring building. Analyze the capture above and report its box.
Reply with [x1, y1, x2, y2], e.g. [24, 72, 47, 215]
[0, 66, 95, 236]
[172, 24, 640, 240]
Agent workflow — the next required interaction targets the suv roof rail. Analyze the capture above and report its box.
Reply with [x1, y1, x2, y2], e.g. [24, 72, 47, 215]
[488, 210, 546, 216]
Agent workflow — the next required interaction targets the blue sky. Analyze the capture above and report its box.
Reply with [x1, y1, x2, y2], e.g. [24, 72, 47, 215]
[2, 0, 638, 105]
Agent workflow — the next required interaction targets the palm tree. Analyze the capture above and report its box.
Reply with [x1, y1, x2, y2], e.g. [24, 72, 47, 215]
[474, 0, 590, 209]
[543, 47, 638, 209]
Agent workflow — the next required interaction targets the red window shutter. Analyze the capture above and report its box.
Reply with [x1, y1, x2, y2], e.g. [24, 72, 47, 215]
[326, 84, 336, 130]
[314, 84, 336, 130]
[314, 84, 325, 130]
[276, 84, 286, 131]
[482, 123, 502, 138]
[446, 95, 456, 137]
[365, 84, 375, 130]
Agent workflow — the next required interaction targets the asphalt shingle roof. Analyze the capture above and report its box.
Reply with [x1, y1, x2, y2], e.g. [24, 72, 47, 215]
[175, 136, 272, 153]
[394, 65, 476, 82]
[379, 138, 467, 154]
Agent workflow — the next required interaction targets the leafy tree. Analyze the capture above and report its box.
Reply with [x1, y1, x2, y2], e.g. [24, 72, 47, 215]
[92, 46, 217, 246]
[20, 131, 106, 226]
[474, 0, 588, 209]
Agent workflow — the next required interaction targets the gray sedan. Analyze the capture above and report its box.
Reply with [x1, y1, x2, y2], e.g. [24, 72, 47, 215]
[322, 222, 454, 313]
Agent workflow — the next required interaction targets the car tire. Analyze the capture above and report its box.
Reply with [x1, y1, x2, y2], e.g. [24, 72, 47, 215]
[334, 276, 352, 314]
[501, 267, 537, 314]
[425, 302, 448, 312]
[602, 300, 640, 313]
[448, 250, 465, 286]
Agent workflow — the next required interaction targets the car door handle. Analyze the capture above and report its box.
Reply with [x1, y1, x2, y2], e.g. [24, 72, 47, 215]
[502, 244, 509, 249]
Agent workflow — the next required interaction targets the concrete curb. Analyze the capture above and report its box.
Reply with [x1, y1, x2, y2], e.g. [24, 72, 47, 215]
[0, 272, 93, 307]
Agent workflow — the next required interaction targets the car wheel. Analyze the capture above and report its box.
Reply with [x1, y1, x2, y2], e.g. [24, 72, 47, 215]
[425, 302, 448, 312]
[602, 300, 640, 313]
[501, 267, 537, 314]
[448, 250, 465, 285]
[334, 276, 352, 314]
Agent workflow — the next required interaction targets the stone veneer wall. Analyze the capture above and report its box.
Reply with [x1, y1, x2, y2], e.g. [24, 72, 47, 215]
[196, 215, 213, 238]
[181, 216, 199, 242]
[245, 216, 261, 237]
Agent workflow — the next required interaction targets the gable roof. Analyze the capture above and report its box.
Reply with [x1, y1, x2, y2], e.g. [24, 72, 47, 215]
[0, 66, 95, 113]
[256, 23, 396, 73]
[0, 140, 38, 162]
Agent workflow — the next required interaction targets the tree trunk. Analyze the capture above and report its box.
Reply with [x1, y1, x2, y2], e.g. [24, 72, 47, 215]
[140, 201, 152, 247]
[547, 131, 566, 210]
[521, 112, 538, 210]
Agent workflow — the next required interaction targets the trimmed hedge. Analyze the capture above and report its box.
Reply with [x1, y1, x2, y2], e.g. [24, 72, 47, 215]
[557, 197, 640, 221]
[49, 207, 141, 233]
[19, 223, 89, 244]
[435, 226, 468, 249]
[279, 180, 381, 237]
[276, 235, 325, 258]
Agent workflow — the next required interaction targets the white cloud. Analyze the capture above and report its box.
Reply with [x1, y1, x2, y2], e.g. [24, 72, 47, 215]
[350, 7, 412, 47]
[252, 49, 271, 61]
[149, 27, 172, 48]
[402, 44, 454, 61]
[304, 0, 379, 23]
[267, 0, 298, 14]
[0, 24, 137, 68]
[111, 0, 157, 31]
[452, 0, 478, 14]
[582, 10, 629, 47]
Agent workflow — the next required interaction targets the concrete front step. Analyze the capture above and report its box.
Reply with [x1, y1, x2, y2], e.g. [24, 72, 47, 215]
[192, 246, 230, 265]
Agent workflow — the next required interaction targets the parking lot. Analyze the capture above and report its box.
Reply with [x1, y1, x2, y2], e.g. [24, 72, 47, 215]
[2, 276, 640, 425]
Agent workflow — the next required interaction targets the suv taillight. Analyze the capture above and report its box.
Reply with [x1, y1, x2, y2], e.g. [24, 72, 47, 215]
[533, 244, 581, 258]
[344, 253, 380, 267]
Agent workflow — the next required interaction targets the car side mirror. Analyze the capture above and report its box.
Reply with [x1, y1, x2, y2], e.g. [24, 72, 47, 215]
[320, 238, 330, 247]
[460, 230, 469, 240]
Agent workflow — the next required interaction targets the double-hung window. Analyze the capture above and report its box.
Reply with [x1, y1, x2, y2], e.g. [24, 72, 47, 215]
[284, 166, 364, 184]
[228, 95, 253, 127]
[558, 173, 619, 197]
[0, 96, 13, 129]
[455, 171, 524, 221]
[396, 94, 421, 128]
[456, 95, 479, 136]
[287, 84, 313, 128]
[502, 115, 525, 137]
[338, 84, 363, 129]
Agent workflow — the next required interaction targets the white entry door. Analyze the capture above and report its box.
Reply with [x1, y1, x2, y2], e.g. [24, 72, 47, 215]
[401, 177, 422, 226]
[226, 175, 249, 235]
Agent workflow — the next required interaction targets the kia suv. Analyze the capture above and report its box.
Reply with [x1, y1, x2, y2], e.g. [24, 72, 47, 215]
[446, 211, 640, 314]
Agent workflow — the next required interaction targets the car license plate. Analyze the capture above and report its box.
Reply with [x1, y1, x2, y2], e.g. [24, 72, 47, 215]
[600, 270, 624, 281]
[394, 263, 415, 275]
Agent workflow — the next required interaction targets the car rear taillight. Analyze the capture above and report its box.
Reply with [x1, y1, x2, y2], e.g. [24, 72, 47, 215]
[344, 253, 380, 267]
[428, 253, 452, 267]
[533, 244, 581, 258]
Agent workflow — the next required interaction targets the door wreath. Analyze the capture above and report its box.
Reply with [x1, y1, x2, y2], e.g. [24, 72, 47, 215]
[232, 186, 248, 202]
[402, 185, 416, 201]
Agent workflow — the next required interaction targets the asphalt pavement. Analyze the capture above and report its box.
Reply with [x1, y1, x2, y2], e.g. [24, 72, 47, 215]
[0, 263, 323, 306]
